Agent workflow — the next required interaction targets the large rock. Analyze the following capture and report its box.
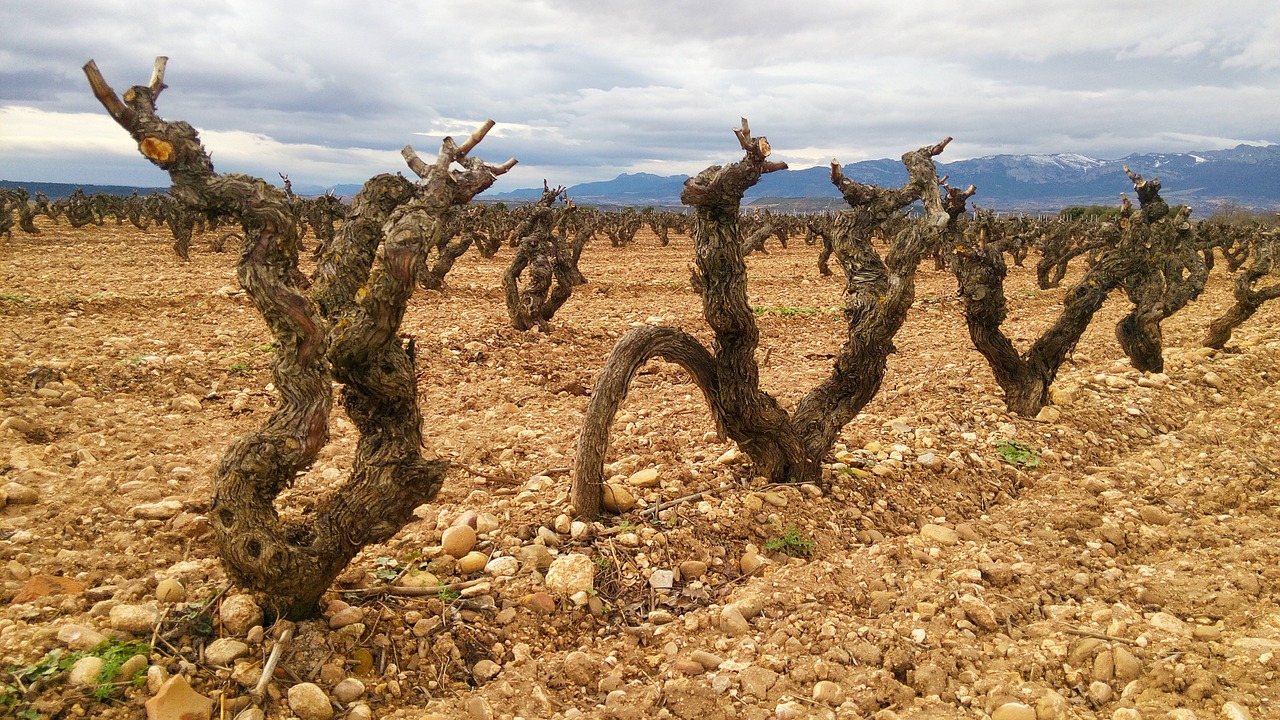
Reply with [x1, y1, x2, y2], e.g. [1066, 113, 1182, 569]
[544, 554, 595, 597]
[145, 674, 214, 720]
[287, 682, 333, 720]
[219, 595, 263, 636]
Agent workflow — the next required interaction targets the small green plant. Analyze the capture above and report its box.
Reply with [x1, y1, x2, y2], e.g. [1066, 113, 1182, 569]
[617, 519, 635, 532]
[764, 526, 816, 558]
[994, 439, 1041, 469]
[372, 556, 403, 583]
[0, 293, 31, 303]
[254, 342, 277, 353]
[592, 555, 613, 571]
[228, 362, 249, 373]
[4, 640, 151, 705]
[436, 587, 461, 603]
[753, 306, 819, 316]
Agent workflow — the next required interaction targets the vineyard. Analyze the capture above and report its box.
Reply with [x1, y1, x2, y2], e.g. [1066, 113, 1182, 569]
[0, 60, 1278, 720]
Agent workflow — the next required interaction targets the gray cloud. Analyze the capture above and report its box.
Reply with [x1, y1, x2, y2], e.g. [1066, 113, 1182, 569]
[2, 0, 1276, 192]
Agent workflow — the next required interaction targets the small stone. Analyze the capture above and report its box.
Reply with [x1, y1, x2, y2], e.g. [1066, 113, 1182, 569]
[536, 525, 560, 547]
[441, 525, 477, 558]
[69, 656, 105, 687]
[812, 679, 844, 705]
[1149, 611, 1190, 636]
[2, 482, 38, 505]
[760, 491, 787, 507]
[12, 574, 87, 603]
[917, 452, 942, 470]
[563, 651, 595, 687]
[1087, 680, 1113, 706]
[775, 701, 804, 720]
[519, 592, 556, 614]
[287, 682, 333, 720]
[234, 710, 266, 720]
[1221, 701, 1253, 720]
[118, 653, 148, 681]
[991, 702, 1036, 720]
[1034, 406, 1061, 423]
[467, 696, 493, 720]
[472, 659, 501, 682]
[58, 624, 107, 651]
[110, 603, 160, 633]
[332, 678, 365, 703]
[670, 562, 707, 585]
[671, 658, 704, 675]
[133, 500, 184, 520]
[1203, 371, 1224, 389]
[716, 447, 739, 465]
[959, 594, 998, 631]
[155, 579, 186, 603]
[1112, 644, 1141, 682]
[1193, 624, 1222, 642]
[626, 467, 660, 487]
[602, 484, 636, 513]
[740, 548, 765, 575]
[457, 551, 489, 574]
[220, 595, 263, 636]
[485, 556, 519, 577]
[690, 650, 723, 669]
[921, 524, 958, 545]
[205, 638, 251, 666]
[345, 705, 372, 720]
[544, 554, 595, 597]
[145, 674, 214, 720]
[146, 664, 169, 693]
[328, 606, 363, 629]
[720, 604, 751, 636]
[1138, 505, 1173, 525]
[649, 609, 675, 624]
[518, 544, 554, 571]
[738, 665, 779, 699]
[1111, 709, 1141, 720]
[649, 569, 675, 590]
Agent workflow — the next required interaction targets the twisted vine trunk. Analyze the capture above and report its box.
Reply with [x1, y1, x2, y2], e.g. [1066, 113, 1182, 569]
[571, 122, 948, 518]
[86, 57, 515, 617]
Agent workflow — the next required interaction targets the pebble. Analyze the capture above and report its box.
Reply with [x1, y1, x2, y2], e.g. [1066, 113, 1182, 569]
[1203, 371, 1224, 389]
[1220, 702, 1253, 720]
[471, 659, 501, 682]
[110, 603, 160, 633]
[132, 500, 184, 520]
[720, 604, 751, 636]
[2, 483, 38, 505]
[205, 638, 250, 666]
[1138, 505, 1173, 525]
[812, 679, 844, 705]
[671, 658, 704, 675]
[627, 467, 660, 487]
[485, 556, 519, 577]
[220, 595, 263, 636]
[740, 548, 765, 575]
[649, 569, 675, 590]
[691, 650, 724, 669]
[602, 483, 636, 513]
[332, 678, 365, 703]
[991, 702, 1036, 720]
[563, 651, 595, 687]
[959, 594, 998, 631]
[145, 674, 213, 720]
[917, 452, 942, 470]
[649, 609, 675, 624]
[328, 606, 364, 629]
[58, 623, 107, 651]
[442, 525, 477, 558]
[678, 560, 708, 580]
[921, 524, 959, 545]
[520, 591, 556, 613]
[457, 551, 489, 574]
[68, 656, 104, 687]
[155, 579, 186, 603]
[545, 554, 595, 596]
[1087, 680, 1113, 705]
[1034, 406, 1061, 423]
[287, 682, 333, 720]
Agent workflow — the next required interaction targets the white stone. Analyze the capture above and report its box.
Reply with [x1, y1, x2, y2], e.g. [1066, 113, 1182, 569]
[544, 554, 595, 597]
[110, 603, 160, 633]
[287, 682, 334, 720]
[68, 656, 104, 687]
[220, 595, 263, 636]
[205, 638, 250, 666]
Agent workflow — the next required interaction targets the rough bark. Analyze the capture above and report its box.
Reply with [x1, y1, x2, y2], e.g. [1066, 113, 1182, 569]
[1114, 167, 1208, 372]
[946, 204, 1144, 416]
[85, 57, 515, 617]
[502, 184, 585, 332]
[572, 121, 949, 518]
[1203, 230, 1280, 348]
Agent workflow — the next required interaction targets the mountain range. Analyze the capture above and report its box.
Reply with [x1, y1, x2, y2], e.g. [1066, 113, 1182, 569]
[484, 143, 1280, 214]
[6, 144, 1277, 214]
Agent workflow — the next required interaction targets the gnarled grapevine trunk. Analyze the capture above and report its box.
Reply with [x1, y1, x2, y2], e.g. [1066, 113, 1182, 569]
[571, 121, 949, 518]
[1203, 230, 1280, 349]
[85, 57, 516, 617]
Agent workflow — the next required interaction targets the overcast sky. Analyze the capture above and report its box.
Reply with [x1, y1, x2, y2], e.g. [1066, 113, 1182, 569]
[2, 1, 1277, 192]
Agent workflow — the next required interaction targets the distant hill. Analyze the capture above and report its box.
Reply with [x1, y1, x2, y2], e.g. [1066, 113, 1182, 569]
[0, 180, 167, 200]
[9, 143, 1278, 213]
[483, 144, 1280, 213]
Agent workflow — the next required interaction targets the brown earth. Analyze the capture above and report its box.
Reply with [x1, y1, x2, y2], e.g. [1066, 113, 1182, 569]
[0, 218, 1278, 720]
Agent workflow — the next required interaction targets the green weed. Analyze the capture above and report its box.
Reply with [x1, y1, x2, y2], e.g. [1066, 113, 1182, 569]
[764, 526, 816, 558]
[994, 439, 1041, 469]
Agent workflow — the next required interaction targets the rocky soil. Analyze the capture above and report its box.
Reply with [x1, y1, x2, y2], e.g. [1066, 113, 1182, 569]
[0, 218, 1278, 720]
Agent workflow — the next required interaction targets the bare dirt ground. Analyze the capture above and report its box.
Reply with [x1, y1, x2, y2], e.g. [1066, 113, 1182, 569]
[1, 217, 1278, 720]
